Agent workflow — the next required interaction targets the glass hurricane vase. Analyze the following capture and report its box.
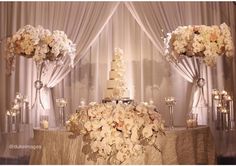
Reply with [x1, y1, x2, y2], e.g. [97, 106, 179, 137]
[31, 62, 46, 128]
[165, 97, 176, 129]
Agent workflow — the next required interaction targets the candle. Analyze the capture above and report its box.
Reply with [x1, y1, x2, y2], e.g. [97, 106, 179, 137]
[212, 98, 220, 121]
[40, 120, 49, 129]
[221, 111, 229, 130]
[165, 97, 176, 106]
[214, 95, 220, 100]
[212, 89, 219, 95]
[187, 119, 198, 128]
[192, 119, 197, 127]
[149, 100, 154, 105]
[187, 119, 193, 128]
[12, 103, 20, 110]
[80, 101, 85, 106]
[228, 100, 234, 121]
[22, 101, 30, 124]
[187, 112, 198, 128]
[56, 98, 67, 108]
[11, 114, 17, 132]
[165, 97, 176, 129]
[5, 114, 10, 132]
[216, 105, 222, 130]
[220, 90, 227, 96]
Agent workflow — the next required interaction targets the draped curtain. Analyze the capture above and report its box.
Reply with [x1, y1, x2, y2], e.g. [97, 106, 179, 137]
[125, 2, 235, 124]
[52, 4, 191, 127]
[0, 2, 119, 128]
[0, 2, 235, 129]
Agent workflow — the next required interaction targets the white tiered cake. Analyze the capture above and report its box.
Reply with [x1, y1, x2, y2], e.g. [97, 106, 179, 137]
[104, 48, 130, 100]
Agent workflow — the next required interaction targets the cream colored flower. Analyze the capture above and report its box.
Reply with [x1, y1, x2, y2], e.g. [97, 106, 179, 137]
[84, 121, 92, 131]
[142, 125, 153, 138]
[130, 126, 139, 143]
[165, 23, 234, 66]
[67, 102, 165, 163]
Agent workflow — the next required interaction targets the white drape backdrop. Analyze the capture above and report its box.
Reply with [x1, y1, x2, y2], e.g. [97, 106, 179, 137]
[125, 2, 236, 125]
[0, 2, 235, 130]
[0, 2, 119, 128]
[52, 4, 194, 127]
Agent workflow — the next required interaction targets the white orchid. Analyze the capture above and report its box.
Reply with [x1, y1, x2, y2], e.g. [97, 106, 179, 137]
[66, 102, 165, 164]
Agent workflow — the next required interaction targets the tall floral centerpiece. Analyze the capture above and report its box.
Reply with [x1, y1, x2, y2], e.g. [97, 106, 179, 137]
[164, 23, 234, 126]
[6, 25, 76, 128]
[164, 23, 234, 66]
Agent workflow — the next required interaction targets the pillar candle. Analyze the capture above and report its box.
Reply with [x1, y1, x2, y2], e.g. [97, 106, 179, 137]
[212, 98, 220, 121]
[4, 114, 10, 132]
[221, 111, 229, 131]
[21, 101, 30, 124]
[228, 100, 235, 129]
[11, 115, 17, 132]
[228, 100, 234, 121]
[216, 105, 222, 130]
[187, 119, 193, 128]
[40, 120, 49, 129]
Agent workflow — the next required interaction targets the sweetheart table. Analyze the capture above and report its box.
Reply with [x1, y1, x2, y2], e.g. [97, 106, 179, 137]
[29, 126, 216, 164]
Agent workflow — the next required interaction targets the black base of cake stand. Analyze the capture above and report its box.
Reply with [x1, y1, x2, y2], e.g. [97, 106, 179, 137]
[102, 98, 134, 104]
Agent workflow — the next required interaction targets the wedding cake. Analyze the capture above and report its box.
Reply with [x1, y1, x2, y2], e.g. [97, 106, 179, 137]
[104, 48, 130, 100]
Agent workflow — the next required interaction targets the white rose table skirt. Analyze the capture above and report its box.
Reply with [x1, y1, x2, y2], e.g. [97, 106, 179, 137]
[29, 126, 216, 164]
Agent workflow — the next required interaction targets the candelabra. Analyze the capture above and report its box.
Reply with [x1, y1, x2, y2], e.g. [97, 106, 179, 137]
[165, 97, 176, 129]
[212, 89, 235, 130]
[4, 92, 29, 133]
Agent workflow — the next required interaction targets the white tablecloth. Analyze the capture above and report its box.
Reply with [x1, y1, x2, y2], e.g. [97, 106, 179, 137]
[29, 126, 216, 164]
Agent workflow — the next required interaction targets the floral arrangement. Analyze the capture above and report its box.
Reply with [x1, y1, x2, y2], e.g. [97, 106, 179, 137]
[66, 102, 165, 164]
[164, 23, 234, 66]
[6, 25, 76, 73]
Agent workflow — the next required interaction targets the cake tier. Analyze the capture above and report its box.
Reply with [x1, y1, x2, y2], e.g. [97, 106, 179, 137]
[114, 54, 123, 60]
[111, 61, 125, 70]
[109, 70, 124, 79]
[105, 88, 130, 99]
[107, 79, 125, 88]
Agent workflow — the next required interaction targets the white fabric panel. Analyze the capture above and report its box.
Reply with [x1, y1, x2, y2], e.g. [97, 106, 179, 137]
[0, 2, 235, 129]
[52, 4, 191, 127]
[0, 2, 119, 129]
[125, 2, 236, 125]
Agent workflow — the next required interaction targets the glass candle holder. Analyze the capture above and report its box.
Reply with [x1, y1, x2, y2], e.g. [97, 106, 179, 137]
[165, 97, 176, 129]
[56, 98, 67, 128]
[40, 115, 49, 129]
[186, 113, 198, 128]
[6, 109, 18, 132]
